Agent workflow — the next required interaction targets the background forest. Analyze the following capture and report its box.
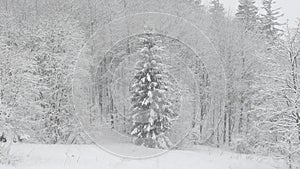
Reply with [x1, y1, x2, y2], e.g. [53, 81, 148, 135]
[0, 0, 299, 168]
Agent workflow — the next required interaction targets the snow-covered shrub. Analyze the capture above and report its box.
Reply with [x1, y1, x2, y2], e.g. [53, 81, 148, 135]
[0, 103, 13, 164]
[0, 132, 13, 164]
[230, 135, 254, 154]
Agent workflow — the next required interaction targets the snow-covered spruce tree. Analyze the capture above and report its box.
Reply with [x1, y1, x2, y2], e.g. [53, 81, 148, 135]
[260, 0, 284, 40]
[130, 34, 178, 149]
[209, 0, 225, 19]
[236, 0, 259, 30]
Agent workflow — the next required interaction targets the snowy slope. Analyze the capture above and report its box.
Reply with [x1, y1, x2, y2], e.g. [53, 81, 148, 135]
[1, 144, 286, 169]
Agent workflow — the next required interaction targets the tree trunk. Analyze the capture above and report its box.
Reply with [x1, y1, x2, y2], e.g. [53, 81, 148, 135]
[228, 107, 232, 144]
[223, 108, 227, 144]
[238, 103, 243, 134]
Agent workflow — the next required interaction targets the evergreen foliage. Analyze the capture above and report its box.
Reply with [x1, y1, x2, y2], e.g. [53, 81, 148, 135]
[236, 0, 259, 30]
[261, 0, 284, 39]
[129, 34, 178, 149]
[208, 0, 225, 18]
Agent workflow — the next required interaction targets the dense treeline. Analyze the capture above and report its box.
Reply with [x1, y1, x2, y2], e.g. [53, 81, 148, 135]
[0, 0, 299, 167]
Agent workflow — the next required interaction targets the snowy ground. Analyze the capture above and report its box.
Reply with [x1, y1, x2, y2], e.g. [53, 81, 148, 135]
[0, 144, 287, 169]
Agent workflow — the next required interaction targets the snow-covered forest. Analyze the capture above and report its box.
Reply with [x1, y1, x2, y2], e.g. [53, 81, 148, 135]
[0, 0, 300, 168]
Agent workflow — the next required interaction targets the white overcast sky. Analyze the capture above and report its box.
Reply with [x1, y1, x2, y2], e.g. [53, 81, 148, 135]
[203, 0, 299, 25]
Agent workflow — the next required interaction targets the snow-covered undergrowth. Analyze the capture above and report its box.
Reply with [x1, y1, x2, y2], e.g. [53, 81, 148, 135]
[0, 144, 287, 169]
